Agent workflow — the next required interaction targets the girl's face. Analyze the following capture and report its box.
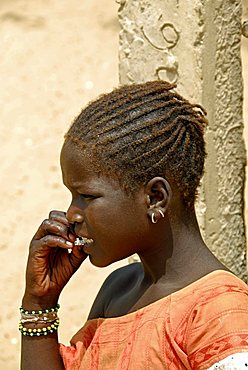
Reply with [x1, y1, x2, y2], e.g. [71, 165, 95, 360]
[60, 141, 152, 267]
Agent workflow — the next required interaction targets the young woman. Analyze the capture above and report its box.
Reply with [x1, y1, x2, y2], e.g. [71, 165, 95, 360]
[20, 81, 248, 369]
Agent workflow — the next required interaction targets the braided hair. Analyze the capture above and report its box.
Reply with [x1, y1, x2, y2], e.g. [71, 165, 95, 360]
[65, 80, 207, 208]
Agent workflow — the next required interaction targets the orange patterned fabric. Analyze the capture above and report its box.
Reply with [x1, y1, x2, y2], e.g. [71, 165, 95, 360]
[60, 271, 248, 369]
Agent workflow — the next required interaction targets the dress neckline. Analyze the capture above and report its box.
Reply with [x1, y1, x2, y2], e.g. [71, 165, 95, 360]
[90, 270, 236, 323]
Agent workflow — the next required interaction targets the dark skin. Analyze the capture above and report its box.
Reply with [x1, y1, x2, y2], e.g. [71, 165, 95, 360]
[21, 141, 226, 369]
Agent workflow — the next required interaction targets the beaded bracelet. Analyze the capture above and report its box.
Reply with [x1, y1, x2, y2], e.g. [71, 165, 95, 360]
[19, 303, 60, 315]
[19, 303, 60, 337]
[19, 318, 60, 337]
[20, 310, 58, 324]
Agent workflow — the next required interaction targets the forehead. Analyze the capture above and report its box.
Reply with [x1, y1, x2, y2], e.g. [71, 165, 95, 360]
[60, 141, 119, 190]
[61, 141, 96, 179]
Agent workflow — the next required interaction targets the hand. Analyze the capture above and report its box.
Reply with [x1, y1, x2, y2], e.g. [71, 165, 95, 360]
[23, 210, 87, 307]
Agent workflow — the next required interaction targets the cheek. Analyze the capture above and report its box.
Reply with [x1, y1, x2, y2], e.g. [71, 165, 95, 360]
[85, 195, 149, 242]
[95, 208, 149, 243]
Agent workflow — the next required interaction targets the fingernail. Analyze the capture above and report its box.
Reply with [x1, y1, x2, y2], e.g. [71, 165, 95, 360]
[69, 233, 75, 241]
[66, 241, 73, 246]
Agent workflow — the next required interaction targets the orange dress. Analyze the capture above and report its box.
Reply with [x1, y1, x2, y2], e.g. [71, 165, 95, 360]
[60, 271, 248, 369]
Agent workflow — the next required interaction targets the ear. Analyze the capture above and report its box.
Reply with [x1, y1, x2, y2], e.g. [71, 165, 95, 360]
[145, 177, 172, 221]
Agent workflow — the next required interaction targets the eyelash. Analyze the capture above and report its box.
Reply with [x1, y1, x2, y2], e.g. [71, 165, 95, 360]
[80, 194, 95, 200]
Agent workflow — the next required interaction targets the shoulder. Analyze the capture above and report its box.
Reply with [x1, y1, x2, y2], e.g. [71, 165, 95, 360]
[103, 262, 142, 286]
[88, 262, 142, 320]
[172, 271, 248, 370]
[191, 270, 248, 309]
[187, 271, 248, 327]
[172, 271, 248, 326]
[172, 270, 247, 307]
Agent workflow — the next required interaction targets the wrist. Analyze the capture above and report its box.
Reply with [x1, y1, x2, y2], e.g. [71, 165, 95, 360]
[22, 293, 59, 311]
[19, 301, 60, 338]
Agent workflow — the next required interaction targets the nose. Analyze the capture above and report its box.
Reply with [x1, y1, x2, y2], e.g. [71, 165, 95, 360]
[66, 202, 84, 224]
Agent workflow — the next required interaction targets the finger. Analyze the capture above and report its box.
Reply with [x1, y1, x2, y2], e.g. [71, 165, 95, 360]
[33, 219, 71, 241]
[33, 235, 74, 251]
[49, 211, 76, 241]
[69, 245, 88, 270]
[49, 210, 69, 226]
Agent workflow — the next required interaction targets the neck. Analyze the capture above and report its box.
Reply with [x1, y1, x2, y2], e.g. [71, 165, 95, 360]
[138, 209, 223, 285]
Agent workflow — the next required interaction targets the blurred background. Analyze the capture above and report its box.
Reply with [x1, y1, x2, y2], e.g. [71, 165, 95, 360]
[0, 1, 247, 368]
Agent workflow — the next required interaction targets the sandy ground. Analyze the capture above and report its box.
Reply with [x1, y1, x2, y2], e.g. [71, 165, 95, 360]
[0, 1, 247, 369]
[0, 1, 125, 368]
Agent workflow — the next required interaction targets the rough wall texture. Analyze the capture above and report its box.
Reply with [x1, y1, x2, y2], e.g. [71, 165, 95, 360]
[118, 0, 246, 279]
[202, 1, 246, 279]
[119, 0, 203, 99]
[242, 0, 248, 269]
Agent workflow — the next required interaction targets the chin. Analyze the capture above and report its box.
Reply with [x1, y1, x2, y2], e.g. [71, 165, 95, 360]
[89, 255, 113, 268]
[89, 254, 124, 268]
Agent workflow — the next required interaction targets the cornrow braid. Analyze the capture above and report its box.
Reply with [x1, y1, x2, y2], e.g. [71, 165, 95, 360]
[65, 80, 207, 208]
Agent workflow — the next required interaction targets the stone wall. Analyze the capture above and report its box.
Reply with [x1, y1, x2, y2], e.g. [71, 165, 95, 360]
[242, 0, 248, 235]
[118, 0, 247, 280]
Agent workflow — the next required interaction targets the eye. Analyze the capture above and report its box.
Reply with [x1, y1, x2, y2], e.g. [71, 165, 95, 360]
[80, 194, 96, 200]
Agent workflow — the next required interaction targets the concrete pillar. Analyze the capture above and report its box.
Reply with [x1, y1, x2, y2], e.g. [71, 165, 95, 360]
[118, 0, 247, 279]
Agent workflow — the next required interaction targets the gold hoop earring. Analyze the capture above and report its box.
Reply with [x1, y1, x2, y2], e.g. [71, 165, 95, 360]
[151, 212, 157, 224]
[158, 209, 164, 218]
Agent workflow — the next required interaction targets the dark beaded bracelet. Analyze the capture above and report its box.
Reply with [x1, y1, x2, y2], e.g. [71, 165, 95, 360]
[19, 303, 60, 315]
[19, 318, 60, 337]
